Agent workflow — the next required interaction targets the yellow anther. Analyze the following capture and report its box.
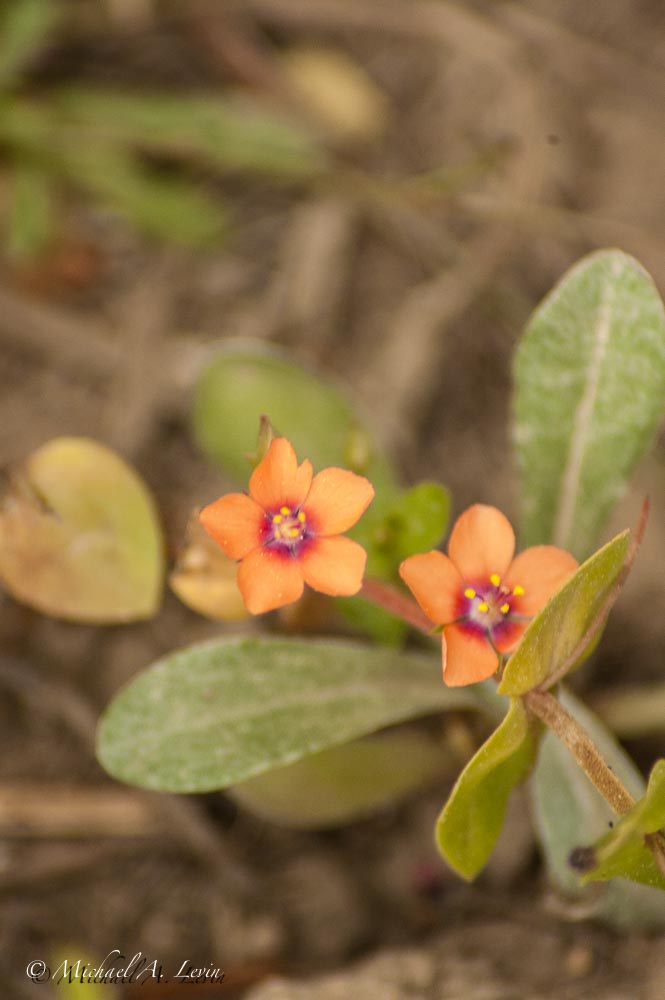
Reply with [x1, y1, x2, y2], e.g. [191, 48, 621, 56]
[500, 603, 510, 614]
[280, 506, 291, 516]
[490, 573, 501, 587]
[513, 585, 525, 596]
[297, 511, 306, 522]
[464, 588, 476, 599]
[477, 602, 489, 613]
[289, 528, 300, 538]
[273, 514, 282, 524]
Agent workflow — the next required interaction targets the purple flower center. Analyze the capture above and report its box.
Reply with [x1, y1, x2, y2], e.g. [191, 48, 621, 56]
[458, 574, 525, 639]
[265, 505, 311, 555]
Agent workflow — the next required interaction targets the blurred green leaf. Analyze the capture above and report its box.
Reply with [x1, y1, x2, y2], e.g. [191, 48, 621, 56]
[344, 483, 449, 645]
[61, 146, 227, 246]
[193, 340, 396, 491]
[54, 88, 326, 178]
[435, 698, 539, 880]
[229, 728, 449, 828]
[382, 482, 450, 564]
[531, 688, 665, 929]
[498, 531, 630, 697]
[96, 636, 486, 793]
[7, 162, 54, 259]
[0, 437, 164, 622]
[514, 249, 665, 558]
[0, 0, 59, 91]
[576, 760, 665, 891]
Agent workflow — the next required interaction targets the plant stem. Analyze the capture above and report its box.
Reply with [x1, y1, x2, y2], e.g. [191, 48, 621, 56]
[523, 688, 635, 815]
[359, 578, 433, 635]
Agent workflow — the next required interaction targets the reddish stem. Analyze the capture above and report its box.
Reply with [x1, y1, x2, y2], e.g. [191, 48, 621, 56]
[360, 577, 433, 635]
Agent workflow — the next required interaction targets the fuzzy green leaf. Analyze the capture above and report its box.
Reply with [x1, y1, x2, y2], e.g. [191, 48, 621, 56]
[96, 637, 485, 793]
[531, 689, 665, 929]
[229, 729, 449, 828]
[514, 249, 665, 557]
[498, 531, 630, 696]
[435, 698, 539, 880]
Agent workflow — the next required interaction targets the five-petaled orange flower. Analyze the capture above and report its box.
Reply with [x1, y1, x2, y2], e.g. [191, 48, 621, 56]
[399, 505, 578, 687]
[200, 437, 374, 614]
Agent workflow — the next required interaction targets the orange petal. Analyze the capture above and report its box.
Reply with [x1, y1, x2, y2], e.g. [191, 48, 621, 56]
[237, 547, 304, 614]
[300, 536, 367, 596]
[199, 493, 265, 560]
[504, 546, 578, 616]
[448, 504, 515, 582]
[399, 551, 462, 626]
[442, 623, 499, 687]
[303, 467, 374, 535]
[249, 438, 313, 512]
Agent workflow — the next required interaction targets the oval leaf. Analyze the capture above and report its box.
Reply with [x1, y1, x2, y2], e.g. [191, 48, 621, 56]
[0, 437, 164, 622]
[96, 637, 484, 793]
[192, 341, 396, 493]
[514, 249, 665, 557]
[228, 729, 449, 828]
[435, 698, 539, 881]
[498, 531, 630, 696]
[531, 688, 665, 928]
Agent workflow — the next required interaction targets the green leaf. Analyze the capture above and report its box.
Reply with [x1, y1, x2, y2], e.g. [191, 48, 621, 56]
[193, 341, 396, 492]
[575, 760, 665, 890]
[435, 698, 539, 880]
[60, 146, 227, 246]
[379, 482, 451, 564]
[0, 437, 164, 622]
[531, 688, 665, 929]
[498, 531, 630, 696]
[345, 482, 449, 645]
[228, 729, 450, 828]
[7, 162, 54, 260]
[514, 249, 665, 558]
[0, 0, 59, 91]
[53, 88, 326, 178]
[96, 637, 486, 793]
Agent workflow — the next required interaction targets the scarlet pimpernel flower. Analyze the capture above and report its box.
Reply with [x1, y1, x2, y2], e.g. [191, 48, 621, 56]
[200, 437, 374, 615]
[399, 505, 578, 687]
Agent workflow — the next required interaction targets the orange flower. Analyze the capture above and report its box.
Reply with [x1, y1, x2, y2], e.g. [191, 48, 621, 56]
[200, 437, 374, 614]
[399, 505, 578, 687]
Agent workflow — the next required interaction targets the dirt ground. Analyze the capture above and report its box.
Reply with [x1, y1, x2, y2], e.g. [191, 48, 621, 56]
[2, 2, 665, 997]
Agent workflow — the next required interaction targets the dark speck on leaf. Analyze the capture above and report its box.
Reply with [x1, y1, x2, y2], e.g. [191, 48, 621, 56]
[568, 846, 597, 872]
